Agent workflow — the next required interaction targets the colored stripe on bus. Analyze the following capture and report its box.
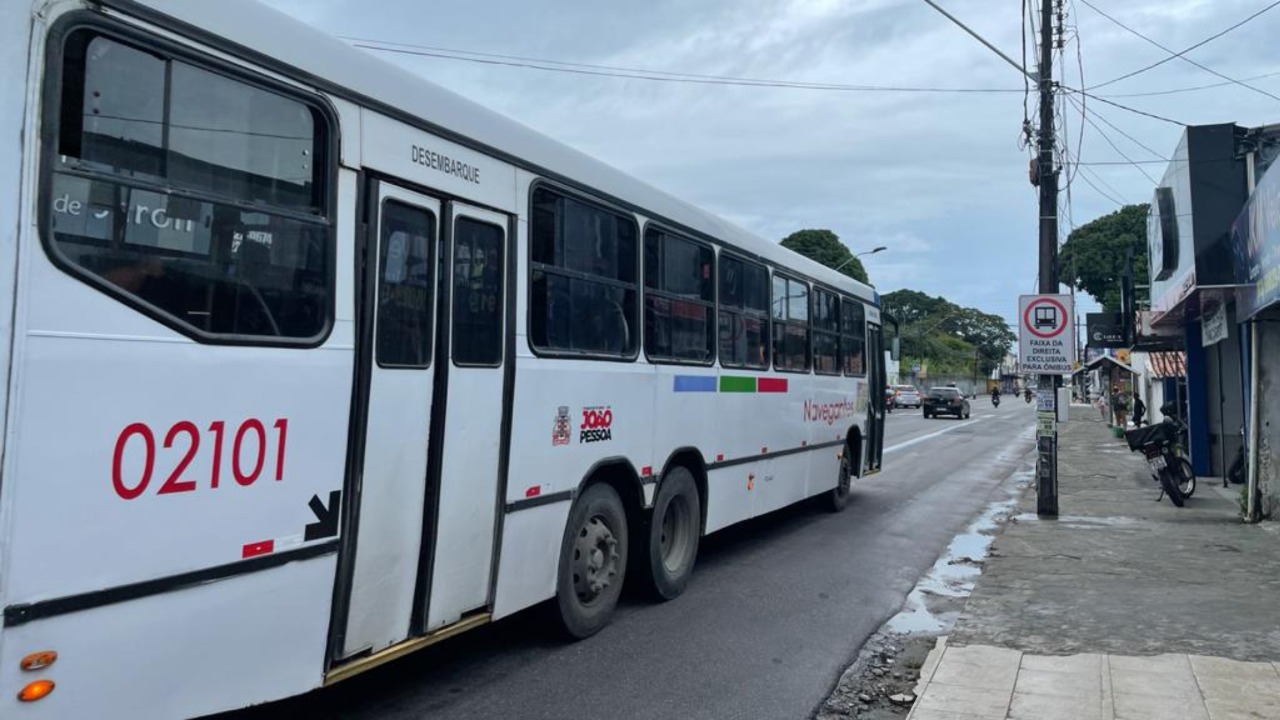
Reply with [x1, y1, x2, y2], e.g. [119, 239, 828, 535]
[673, 375, 717, 392]
[719, 375, 756, 393]
[758, 377, 788, 393]
[671, 375, 791, 393]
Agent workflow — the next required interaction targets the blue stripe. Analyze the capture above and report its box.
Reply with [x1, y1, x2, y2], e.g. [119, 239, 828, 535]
[673, 375, 717, 393]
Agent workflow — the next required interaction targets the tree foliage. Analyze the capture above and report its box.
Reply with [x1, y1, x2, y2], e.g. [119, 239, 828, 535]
[1059, 203, 1150, 312]
[881, 290, 1017, 377]
[780, 229, 869, 284]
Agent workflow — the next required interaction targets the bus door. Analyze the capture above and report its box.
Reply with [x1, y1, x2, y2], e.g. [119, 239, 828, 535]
[339, 182, 440, 659]
[865, 323, 885, 472]
[336, 186, 509, 661]
[422, 203, 507, 633]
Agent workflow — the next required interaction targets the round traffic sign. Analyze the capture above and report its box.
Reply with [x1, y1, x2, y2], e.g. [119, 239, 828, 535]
[1022, 297, 1068, 339]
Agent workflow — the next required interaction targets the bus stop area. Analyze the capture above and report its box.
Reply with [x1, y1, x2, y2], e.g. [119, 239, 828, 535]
[899, 410, 1280, 720]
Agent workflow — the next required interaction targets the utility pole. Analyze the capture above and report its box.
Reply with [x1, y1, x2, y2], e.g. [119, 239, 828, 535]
[1035, 0, 1060, 516]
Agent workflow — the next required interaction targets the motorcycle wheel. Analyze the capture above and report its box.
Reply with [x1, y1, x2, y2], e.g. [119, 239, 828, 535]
[1158, 465, 1186, 507]
[1175, 457, 1196, 498]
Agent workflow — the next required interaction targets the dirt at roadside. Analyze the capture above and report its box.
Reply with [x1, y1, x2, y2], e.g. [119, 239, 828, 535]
[815, 631, 937, 719]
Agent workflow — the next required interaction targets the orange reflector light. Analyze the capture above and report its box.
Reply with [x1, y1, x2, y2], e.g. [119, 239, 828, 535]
[20, 651, 57, 671]
[18, 679, 55, 702]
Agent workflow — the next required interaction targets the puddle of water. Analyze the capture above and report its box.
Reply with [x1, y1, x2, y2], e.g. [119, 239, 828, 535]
[885, 468, 1032, 634]
[1011, 513, 1141, 527]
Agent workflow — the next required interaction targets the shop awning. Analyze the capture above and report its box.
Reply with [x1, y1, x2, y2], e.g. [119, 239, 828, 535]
[1145, 351, 1187, 379]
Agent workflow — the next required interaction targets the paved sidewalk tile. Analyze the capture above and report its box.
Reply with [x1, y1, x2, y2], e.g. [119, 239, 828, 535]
[907, 647, 1280, 720]
[1008, 690, 1102, 720]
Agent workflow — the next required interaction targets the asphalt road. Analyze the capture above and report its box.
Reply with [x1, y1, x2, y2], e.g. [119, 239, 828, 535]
[220, 396, 1036, 720]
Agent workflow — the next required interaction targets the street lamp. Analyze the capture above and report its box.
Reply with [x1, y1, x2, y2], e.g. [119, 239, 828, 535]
[832, 246, 887, 273]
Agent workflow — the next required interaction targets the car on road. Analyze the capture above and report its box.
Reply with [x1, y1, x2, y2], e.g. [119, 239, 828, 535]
[923, 386, 970, 419]
[892, 384, 922, 408]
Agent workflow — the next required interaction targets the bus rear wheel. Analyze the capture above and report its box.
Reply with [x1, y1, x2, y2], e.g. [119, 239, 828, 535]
[824, 451, 854, 512]
[554, 483, 628, 639]
[643, 467, 701, 601]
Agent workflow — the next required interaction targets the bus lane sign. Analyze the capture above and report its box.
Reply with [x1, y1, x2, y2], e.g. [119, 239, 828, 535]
[1019, 294, 1074, 374]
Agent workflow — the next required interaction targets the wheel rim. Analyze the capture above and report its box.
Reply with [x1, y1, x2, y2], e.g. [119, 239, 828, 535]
[572, 514, 620, 606]
[659, 495, 692, 574]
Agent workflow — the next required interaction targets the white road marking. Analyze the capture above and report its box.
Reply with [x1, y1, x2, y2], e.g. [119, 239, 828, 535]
[884, 417, 988, 454]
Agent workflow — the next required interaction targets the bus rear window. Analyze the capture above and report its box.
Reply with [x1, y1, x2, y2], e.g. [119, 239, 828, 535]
[46, 30, 332, 342]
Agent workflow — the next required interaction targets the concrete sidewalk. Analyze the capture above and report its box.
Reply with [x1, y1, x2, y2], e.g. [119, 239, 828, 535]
[907, 639, 1280, 720]
[905, 411, 1280, 719]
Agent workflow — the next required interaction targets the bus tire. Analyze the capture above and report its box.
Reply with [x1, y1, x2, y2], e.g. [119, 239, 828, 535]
[825, 450, 854, 512]
[644, 467, 701, 601]
[555, 483, 629, 639]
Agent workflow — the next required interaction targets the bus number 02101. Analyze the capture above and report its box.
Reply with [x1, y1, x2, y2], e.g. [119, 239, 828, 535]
[112, 418, 289, 500]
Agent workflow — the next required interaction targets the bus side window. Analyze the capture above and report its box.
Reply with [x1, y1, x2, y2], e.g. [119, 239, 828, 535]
[529, 187, 637, 358]
[45, 30, 332, 343]
[842, 298, 866, 376]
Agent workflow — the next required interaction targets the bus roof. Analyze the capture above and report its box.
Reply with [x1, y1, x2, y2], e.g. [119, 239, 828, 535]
[101, 0, 877, 303]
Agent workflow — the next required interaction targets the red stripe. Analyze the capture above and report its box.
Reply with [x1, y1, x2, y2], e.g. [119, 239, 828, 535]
[242, 540, 274, 559]
[758, 377, 788, 393]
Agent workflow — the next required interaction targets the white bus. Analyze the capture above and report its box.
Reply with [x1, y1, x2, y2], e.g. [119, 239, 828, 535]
[0, 0, 888, 716]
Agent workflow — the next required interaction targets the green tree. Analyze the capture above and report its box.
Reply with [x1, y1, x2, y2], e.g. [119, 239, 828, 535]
[780, 229, 869, 284]
[880, 290, 1015, 377]
[1059, 203, 1150, 311]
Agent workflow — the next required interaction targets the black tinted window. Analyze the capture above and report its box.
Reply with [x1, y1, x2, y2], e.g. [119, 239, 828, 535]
[644, 228, 714, 363]
[529, 187, 638, 356]
[813, 288, 840, 375]
[842, 298, 866, 376]
[718, 254, 769, 369]
[377, 201, 435, 367]
[49, 31, 332, 343]
[58, 32, 323, 212]
[453, 217, 504, 366]
[772, 275, 809, 372]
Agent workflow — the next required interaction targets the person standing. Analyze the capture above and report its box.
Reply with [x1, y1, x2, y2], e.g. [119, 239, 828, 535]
[1110, 385, 1129, 428]
[1131, 391, 1146, 427]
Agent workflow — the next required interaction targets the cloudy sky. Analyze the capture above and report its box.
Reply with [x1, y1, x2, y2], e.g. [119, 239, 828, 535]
[270, 0, 1280, 328]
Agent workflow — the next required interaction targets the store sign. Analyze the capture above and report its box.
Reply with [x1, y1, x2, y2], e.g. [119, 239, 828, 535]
[1201, 303, 1228, 347]
[1086, 313, 1126, 348]
[1232, 158, 1280, 319]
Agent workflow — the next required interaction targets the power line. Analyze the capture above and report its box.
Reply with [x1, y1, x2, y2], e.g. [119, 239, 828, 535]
[1061, 87, 1187, 126]
[1067, 94, 1159, 183]
[1079, 0, 1280, 102]
[1075, 165, 1126, 206]
[346, 38, 1022, 94]
[1089, 0, 1280, 91]
[1080, 103, 1167, 159]
[1102, 69, 1280, 98]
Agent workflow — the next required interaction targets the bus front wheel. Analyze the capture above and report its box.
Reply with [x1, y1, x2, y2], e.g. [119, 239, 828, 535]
[643, 467, 702, 601]
[555, 483, 629, 639]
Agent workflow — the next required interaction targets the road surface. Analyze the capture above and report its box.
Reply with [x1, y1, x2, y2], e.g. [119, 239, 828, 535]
[216, 397, 1036, 720]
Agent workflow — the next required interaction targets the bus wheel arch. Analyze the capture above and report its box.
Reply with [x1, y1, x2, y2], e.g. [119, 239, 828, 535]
[845, 427, 864, 478]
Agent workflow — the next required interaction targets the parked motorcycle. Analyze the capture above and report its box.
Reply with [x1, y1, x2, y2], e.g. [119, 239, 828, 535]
[1124, 403, 1196, 506]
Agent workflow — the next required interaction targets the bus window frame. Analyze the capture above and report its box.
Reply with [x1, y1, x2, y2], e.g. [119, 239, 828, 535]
[770, 271, 811, 374]
[716, 250, 771, 371]
[641, 221, 716, 367]
[37, 13, 340, 349]
[525, 178, 641, 363]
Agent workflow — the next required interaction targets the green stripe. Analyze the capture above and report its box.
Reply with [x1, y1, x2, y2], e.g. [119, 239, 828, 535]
[719, 376, 756, 393]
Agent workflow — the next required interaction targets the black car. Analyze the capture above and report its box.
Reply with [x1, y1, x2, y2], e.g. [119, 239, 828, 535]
[923, 387, 970, 419]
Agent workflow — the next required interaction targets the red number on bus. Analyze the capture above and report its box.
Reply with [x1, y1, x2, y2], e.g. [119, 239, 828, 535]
[157, 421, 199, 494]
[112, 422, 155, 500]
[233, 419, 266, 486]
[112, 417, 288, 499]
